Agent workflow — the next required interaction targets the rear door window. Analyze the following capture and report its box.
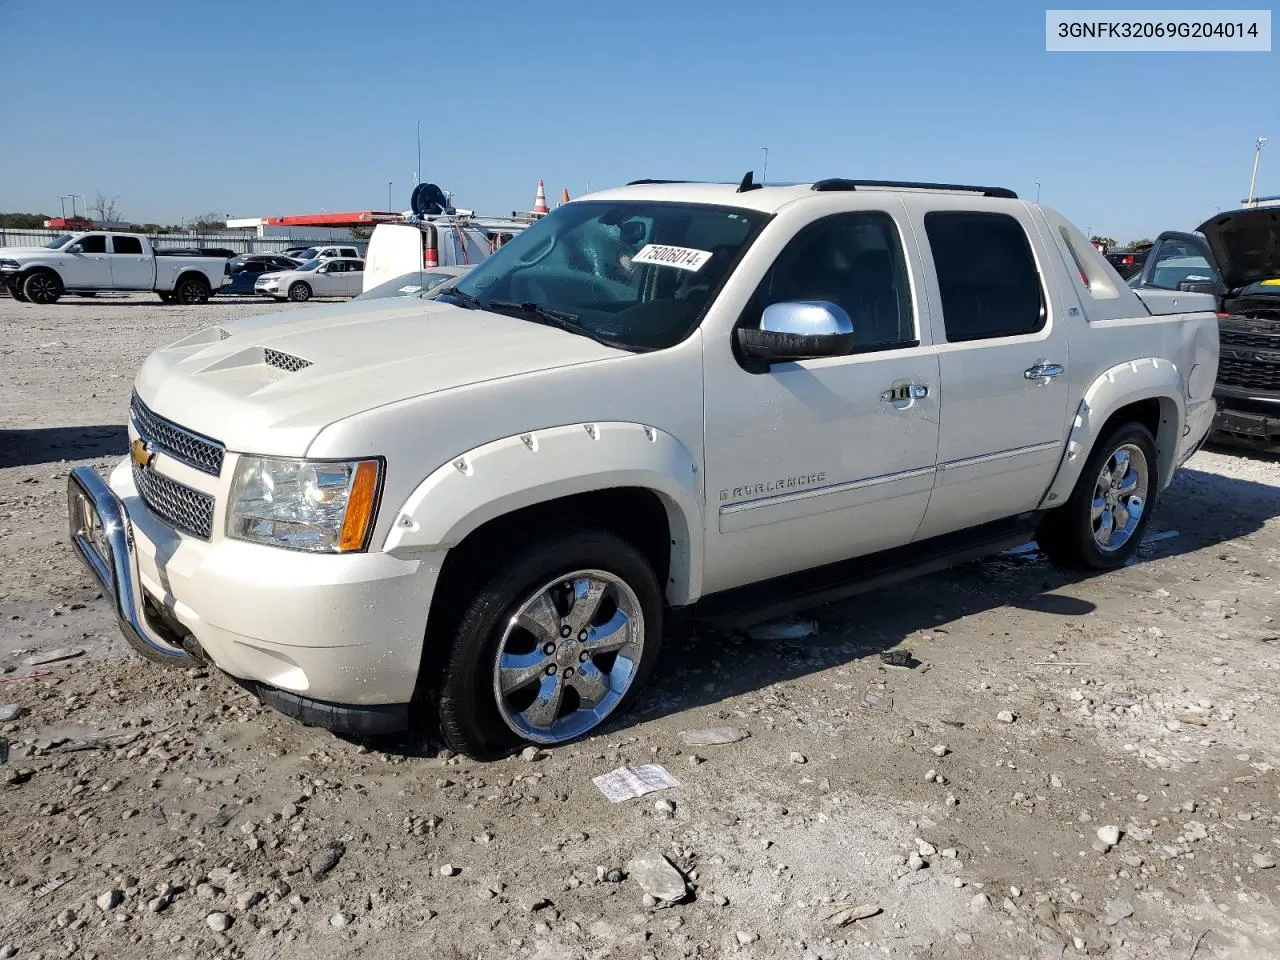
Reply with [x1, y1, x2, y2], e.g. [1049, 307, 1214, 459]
[924, 212, 1045, 341]
[110, 236, 143, 255]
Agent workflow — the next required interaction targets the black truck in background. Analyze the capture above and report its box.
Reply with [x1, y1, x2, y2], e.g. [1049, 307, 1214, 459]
[1128, 208, 1280, 450]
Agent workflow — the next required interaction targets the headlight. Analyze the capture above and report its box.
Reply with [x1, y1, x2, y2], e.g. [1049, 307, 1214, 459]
[0, 258, 19, 271]
[227, 456, 382, 553]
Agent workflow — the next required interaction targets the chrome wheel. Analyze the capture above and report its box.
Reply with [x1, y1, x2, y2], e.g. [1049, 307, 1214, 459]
[1091, 443, 1148, 552]
[493, 570, 645, 744]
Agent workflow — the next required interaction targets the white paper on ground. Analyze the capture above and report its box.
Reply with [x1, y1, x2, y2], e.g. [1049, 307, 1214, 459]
[592, 764, 681, 802]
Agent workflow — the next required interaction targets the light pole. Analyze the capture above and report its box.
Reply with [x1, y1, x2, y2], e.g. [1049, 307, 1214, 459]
[761, 147, 769, 185]
[75, 194, 86, 219]
[416, 120, 422, 186]
[57, 195, 71, 218]
[1034, 181, 1041, 203]
[387, 181, 393, 212]
[1247, 136, 1268, 207]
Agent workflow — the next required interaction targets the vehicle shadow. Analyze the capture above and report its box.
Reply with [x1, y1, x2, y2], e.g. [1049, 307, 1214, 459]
[366, 464, 1280, 758]
[0, 425, 128, 468]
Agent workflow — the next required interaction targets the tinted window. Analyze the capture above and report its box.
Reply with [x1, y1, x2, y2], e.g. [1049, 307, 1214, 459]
[111, 236, 143, 255]
[747, 212, 915, 351]
[78, 235, 107, 254]
[925, 212, 1044, 341]
[352, 260, 363, 271]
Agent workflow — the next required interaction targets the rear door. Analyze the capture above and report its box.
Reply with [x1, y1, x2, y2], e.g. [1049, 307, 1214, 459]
[912, 204, 1071, 540]
[107, 235, 152, 289]
[345, 259, 364, 295]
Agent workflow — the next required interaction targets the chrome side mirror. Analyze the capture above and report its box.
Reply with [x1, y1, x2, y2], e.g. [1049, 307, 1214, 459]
[738, 300, 856, 364]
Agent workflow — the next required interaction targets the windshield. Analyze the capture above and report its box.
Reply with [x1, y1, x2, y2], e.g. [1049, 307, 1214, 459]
[449, 200, 770, 351]
[296, 260, 321, 272]
[44, 234, 74, 249]
[354, 270, 464, 302]
[298, 247, 320, 261]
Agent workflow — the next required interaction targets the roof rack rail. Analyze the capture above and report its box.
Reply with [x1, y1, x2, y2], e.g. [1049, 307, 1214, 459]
[626, 179, 694, 185]
[811, 179, 1018, 200]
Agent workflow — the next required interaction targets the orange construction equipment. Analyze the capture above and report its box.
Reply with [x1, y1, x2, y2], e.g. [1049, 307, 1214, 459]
[533, 179, 549, 215]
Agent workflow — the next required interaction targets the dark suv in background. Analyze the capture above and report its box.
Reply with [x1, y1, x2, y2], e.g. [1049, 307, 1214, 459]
[1198, 207, 1280, 449]
[1127, 210, 1280, 450]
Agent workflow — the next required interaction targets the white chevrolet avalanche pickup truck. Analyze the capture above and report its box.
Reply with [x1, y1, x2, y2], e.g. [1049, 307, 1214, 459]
[1, 231, 225, 304]
[66, 176, 1219, 759]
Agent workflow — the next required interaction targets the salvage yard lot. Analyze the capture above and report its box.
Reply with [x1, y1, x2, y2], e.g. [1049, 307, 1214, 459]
[2, 293, 1280, 960]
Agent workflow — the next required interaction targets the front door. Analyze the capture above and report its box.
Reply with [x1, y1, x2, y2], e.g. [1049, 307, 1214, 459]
[913, 207, 1071, 541]
[701, 208, 941, 594]
[62, 234, 111, 288]
[313, 262, 342, 296]
[107, 235, 152, 289]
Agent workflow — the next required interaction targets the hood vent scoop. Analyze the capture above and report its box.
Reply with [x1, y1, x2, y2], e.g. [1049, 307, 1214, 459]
[263, 348, 313, 373]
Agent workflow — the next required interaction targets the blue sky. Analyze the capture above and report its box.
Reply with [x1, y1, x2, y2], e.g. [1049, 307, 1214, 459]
[1, 0, 1274, 241]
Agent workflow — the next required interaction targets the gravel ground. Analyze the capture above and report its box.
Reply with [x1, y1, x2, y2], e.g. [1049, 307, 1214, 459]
[2, 293, 1280, 960]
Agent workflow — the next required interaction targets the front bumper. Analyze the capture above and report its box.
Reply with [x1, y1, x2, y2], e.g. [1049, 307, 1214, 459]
[66, 460, 444, 734]
[1212, 386, 1280, 447]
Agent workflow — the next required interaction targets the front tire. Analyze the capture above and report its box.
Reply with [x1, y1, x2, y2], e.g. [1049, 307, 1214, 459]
[7, 281, 28, 302]
[288, 281, 312, 302]
[1037, 421, 1158, 570]
[435, 528, 663, 759]
[23, 270, 62, 304]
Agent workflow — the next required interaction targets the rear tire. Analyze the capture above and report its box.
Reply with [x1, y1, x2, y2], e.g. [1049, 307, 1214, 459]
[1037, 421, 1159, 570]
[288, 282, 312, 302]
[174, 275, 210, 304]
[23, 270, 62, 304]
[434, 528, 663, 759]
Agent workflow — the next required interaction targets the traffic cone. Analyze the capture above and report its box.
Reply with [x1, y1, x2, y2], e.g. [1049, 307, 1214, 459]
[533, 179, 549, 215]
[560, 187, 571, 206]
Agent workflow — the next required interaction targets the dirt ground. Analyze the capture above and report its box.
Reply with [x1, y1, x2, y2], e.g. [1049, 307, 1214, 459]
[2, 293, 1279, 960]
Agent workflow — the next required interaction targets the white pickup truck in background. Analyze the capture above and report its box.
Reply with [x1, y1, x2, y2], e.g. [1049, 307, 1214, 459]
[0, 232, 226, 305]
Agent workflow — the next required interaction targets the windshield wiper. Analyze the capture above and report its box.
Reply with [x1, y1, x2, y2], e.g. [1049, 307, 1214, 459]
[438, 286, 481, 309]
[486, 299, 627, 349]
[488, 300, 581, 324]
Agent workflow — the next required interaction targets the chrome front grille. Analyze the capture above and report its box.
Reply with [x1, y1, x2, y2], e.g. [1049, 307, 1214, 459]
[132, 463, 214, 540]
[130, 393, 225, 476]
[264, 348, 312, 373]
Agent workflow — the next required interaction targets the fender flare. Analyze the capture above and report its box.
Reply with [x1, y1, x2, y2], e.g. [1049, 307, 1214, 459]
[382, 422, 705, 604]
[1038, 357, 1185, 509]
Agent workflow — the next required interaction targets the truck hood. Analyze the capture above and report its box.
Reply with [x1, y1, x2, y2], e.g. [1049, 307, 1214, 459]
[0, 247, 58, 259]
[1196, 207, 1280, 291]
[135, 298, 626, 456]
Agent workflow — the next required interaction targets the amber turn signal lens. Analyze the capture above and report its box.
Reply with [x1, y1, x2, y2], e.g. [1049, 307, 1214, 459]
[338, 460, 381, 552]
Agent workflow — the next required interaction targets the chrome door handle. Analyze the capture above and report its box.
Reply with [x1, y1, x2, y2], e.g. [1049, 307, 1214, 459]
[881, 383, 929, 402]
[1024, 362, 1065, 380]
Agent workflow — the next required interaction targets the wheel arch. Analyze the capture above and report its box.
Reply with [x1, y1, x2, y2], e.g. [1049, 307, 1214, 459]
[173, 269, 210, 291]
[383, 422, 704, 606]
[1039, 357, 1185, 508]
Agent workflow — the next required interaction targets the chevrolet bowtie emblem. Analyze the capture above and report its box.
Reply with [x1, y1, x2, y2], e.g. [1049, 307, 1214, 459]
[131, 437, 156, 470]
